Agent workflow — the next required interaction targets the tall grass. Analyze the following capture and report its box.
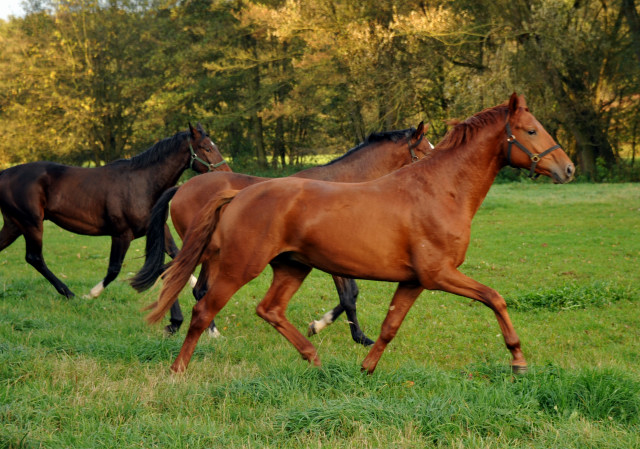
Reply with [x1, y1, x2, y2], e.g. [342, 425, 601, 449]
[1, 183, 640, 448]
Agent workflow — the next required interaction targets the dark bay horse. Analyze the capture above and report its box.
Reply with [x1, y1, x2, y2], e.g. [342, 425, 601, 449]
[131, 123, 433, 344]
[0, 123, 229, 298]
[148, 94, 575, 374]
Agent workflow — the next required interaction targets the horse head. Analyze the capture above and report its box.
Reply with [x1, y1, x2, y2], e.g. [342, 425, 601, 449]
[504, 93, 574, 183]
[188, 123, 231, 173]
[407, 121, 435, 162]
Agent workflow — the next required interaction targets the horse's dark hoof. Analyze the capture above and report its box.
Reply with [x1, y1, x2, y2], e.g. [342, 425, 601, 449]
[361, 337, 375, 347]
[164, 324, 180, 336]
[511, 364, 528, 375]
[354, 334, 375, 347]
[307, 321, 318, 337]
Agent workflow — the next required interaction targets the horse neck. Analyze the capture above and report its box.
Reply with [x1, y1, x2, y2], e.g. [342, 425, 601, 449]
[293, 141, 409, 182]
[415, 124, 505, 217]
[135, 139, 191, 190]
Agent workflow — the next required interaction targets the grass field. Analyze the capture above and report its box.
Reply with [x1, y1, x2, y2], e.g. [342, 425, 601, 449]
[1, 182, 640, 448]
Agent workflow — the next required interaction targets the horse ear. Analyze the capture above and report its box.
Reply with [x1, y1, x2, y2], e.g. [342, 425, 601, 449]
[518, 94, 529, 111]
[188, 122, 196, 137]
[415, 120, 427, 138]
[508, 92, 519, 115]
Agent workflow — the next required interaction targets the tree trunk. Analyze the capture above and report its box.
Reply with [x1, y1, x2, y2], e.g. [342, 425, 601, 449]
[622, 0, 640, 67]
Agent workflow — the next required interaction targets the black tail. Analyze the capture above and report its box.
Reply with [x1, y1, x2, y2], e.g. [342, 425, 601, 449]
[130, 187, 179, 292]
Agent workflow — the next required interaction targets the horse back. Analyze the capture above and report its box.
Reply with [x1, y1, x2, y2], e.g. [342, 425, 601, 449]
[170, 172, 267, 239]
[216, 176, 420, 282]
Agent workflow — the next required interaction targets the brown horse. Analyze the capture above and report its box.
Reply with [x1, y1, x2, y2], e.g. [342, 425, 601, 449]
[147, 94, 574, 374]
[0, 123, 229, 298]
[131, 123, 433, 345]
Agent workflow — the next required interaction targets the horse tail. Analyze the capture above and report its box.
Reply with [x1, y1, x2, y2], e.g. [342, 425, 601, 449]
[144, 190, 238, 324]
[130, 187, 179, 292]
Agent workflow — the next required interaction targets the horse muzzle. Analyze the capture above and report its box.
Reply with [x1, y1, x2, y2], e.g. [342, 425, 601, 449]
[551, 162, 575, 184]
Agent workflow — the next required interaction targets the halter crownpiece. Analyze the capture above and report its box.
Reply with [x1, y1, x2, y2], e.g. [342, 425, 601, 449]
[188, 139, 228, 172]
[505, 122, 561, 178]
[407, 132, 425, 162]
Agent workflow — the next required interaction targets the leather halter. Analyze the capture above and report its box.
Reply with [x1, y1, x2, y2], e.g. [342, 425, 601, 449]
[505, 122, 561, 178]
[189, 139, 228, 172]
[407, 132, 426, 162]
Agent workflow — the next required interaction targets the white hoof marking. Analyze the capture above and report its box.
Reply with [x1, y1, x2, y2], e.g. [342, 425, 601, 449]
[207, 327, 222, 338]
[83, 281, 104, 299]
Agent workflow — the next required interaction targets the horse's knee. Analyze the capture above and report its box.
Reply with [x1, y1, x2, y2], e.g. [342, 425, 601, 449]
[379, 323, 399, 344]
[25, 252, 42, 267]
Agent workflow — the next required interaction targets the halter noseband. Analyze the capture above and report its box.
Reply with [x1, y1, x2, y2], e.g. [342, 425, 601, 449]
[505, 122, 561, 178]
[407, 132, 426, 162]
[189, 139, 228, 172]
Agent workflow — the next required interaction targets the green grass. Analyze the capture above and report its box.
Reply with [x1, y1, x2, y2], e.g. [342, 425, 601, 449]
[1, 182, 640, 448]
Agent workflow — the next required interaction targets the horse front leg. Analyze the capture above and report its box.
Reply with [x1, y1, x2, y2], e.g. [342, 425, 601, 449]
[430, 267, 527, 373]
[308, 276, 374, 346]
[85, 233, 132, 298]
[361, 282, 423, 374]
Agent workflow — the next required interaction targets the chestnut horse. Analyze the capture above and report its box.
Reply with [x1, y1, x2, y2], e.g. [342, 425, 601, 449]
[147, 94, 574, 374]
[131, 123, 433, 344]
[0, 123, 229, 298]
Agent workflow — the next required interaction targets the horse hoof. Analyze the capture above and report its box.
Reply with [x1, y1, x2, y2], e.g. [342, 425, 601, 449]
[511, 364, 528, 375]
[361, 338, 375, 347]
[164, 324, 179, 336]
[207, 327, 222, 338]
[307, 321, 318, 337]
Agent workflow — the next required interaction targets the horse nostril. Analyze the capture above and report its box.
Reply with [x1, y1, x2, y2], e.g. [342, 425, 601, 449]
[566, 164, 574, 178]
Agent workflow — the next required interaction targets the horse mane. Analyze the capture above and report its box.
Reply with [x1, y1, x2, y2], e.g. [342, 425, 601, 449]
[436, 104, 509, 153]
[108, 131, 189, 169]
[322, 127, 416, 167]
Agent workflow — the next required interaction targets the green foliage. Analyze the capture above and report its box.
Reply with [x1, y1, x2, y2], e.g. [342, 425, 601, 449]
[1, 0, 639, 180]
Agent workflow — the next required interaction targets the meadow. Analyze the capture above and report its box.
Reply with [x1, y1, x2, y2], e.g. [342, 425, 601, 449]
[1, 182, 639, 448]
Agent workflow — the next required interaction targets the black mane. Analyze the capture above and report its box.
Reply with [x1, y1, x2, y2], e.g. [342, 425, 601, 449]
[322, 127, 416, 167]
[107, 131, 189, 169]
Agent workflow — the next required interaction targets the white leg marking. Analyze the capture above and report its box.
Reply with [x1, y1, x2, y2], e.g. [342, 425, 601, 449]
[207, 326, 222, 338]
[189, 275, 198, 289]
[84, 281, 104, 299]
[310, 311, 334, 334]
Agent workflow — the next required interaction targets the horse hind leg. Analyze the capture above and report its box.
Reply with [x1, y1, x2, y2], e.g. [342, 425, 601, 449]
[192, 264, 222, 338]
[22, 225, 75, 298]
[0, 217, 21, 252]
[256, 261, 318, 366]
[171, 276, 242, 373]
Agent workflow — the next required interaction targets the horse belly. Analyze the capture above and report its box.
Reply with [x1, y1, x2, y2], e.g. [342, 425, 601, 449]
[289, 220, 415, 282]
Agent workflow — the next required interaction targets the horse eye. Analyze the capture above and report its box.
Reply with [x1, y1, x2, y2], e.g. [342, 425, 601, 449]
[527, 129, 537, 136]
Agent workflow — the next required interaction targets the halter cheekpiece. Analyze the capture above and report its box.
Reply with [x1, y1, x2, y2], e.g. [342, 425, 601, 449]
[189, 138, 228, 172]
[505, 122, 561, 178]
